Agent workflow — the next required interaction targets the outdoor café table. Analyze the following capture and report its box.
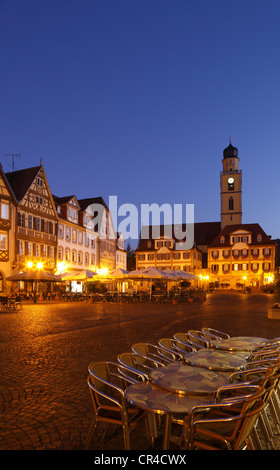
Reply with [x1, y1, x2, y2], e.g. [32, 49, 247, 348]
[149, 363, 228, 395]
[209, 336, 268, 352]
[184, 349, 247, 372]
[125, 380, 219, 449]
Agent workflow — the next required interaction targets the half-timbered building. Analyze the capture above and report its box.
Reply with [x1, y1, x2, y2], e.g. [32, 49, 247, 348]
[6, 165, 58, 274]
[0, 164, 17, 290]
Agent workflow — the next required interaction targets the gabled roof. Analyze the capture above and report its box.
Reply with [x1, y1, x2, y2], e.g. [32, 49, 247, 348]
[0, 164, 17, 204]
[6, 166, 41, 202]
[136, 221, 221, 251]
[78, 197, 109, 211]
[52, 194, 80, 209]
[208, 223, 275, 247]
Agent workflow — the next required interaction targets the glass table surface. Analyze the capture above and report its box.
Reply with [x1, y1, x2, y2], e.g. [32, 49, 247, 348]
[149, 363, 228, 395]
[209, 336, 268, 352]
[184, 349, 247, 371]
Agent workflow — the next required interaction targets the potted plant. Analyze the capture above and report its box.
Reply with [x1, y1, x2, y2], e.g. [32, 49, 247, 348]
[268, 276, 280, 319]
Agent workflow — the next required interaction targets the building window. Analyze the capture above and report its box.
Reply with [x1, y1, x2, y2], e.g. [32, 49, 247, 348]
[173, 252, 181, 260]
[36, 177, 43, 186]
[72, 230, 76, 242]
[78, 252, 82, 263]
[148, 254, 154, 260]
[18, 212, 25, 227]
[58, 225, 63, 238]
[139, 254, 145, 261]
[257, 235, 262, 243]
[263, 262, 271, 272]
[35, 218, 40, 231]
[66, 228, 70, 240]
[223, 249, 230, 258]
[85, 253, 89, 264]
[233, 263, 239, 271]
[27, 243, 32, 255]
[1, 203, 8, 219]
[19, 241, 24, 255]
[58, 248, 63, 260]
[228, 197, 234, 211]
[0, 233, 7, 250]
[252, 262, 259, 272]
[72, 250, 76, 262]
[28, 215, 32, 229]
[36, 196, 43, 205]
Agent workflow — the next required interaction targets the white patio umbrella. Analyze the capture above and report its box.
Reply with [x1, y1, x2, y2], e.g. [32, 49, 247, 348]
[60, 270, 98, 281]
[175, 269, 199, 280]
[108, 268, 129, 277]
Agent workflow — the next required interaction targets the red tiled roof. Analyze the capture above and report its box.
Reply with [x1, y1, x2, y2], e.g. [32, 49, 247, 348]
[208, 223, 275, 247]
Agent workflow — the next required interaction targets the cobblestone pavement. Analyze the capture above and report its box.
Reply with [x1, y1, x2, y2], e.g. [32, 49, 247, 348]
[0, 293, 280, 452]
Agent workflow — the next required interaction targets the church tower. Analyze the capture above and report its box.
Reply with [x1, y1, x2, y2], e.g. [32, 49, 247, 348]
[220, 140, 242, 229]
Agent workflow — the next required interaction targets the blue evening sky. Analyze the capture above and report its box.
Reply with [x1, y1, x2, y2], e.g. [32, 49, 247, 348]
[1, 0, 280, 246]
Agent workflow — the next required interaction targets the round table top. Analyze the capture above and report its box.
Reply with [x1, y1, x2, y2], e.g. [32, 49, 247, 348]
[209, 336, 267, 352]
[149, 363, 228, 395]
[125, 381, 216, 415]
[184, 349, 247, 371]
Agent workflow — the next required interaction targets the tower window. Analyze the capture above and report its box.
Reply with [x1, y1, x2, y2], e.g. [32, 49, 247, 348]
[228, 197, 234, 211]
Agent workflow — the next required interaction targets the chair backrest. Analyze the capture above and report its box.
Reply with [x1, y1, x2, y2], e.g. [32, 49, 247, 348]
[117, 352, 150, 379]
[229, 366, 275, 387]
[187, 330, 209, 349]
[131, 343, 168, 367]
[186, 386, 265, 450]
[173, 333, 198, 352]
[88, 362, 122, 409]
[233, 397, 265, 449]
[201, 327, 230, 341]
[158, 338, 185, 360]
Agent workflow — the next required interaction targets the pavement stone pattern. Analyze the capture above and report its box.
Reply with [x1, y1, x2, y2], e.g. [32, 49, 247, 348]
[0, 293, 280, 451]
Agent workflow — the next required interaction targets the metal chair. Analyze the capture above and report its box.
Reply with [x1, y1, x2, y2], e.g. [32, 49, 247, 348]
[131, 342, 173, 367]
[181, 385, 266, 450]
[173, 332, 199, 352]
[157, 338, 186, 361]
[86, 361, 148, 450]
[117, 352, 153, 379]
[187, 330, 210, 349]
[201, 327, 230, 341]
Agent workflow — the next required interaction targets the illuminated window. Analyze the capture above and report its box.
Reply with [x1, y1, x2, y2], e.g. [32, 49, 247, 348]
[1, 203, 8, 219]
[0, 233, 7, 250]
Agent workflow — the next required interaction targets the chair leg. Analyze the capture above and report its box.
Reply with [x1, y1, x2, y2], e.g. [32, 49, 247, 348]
[122, 413, 131, 450]
[85, 415, 98, 449]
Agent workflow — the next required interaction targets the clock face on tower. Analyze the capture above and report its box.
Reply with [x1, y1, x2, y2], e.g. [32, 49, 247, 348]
[228, 177, 234, 190]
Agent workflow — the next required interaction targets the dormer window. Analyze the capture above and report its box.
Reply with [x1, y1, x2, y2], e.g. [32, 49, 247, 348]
[220, 236, 225, 244]
[257, 235, 262, 243]
[147, 241, 152, 248]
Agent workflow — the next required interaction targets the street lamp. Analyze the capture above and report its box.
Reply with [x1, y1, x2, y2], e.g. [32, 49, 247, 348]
[243, 275, 247, 294]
